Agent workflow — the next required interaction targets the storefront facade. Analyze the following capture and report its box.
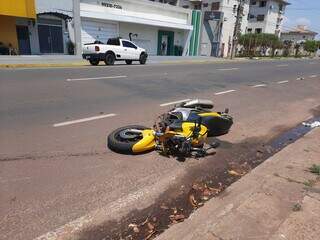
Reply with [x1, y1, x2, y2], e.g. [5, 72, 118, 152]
[28, 0, 75, 55]
[0, 0, 36, 55]
[0, 0, 75, 55]
[80, 0, 193, 56]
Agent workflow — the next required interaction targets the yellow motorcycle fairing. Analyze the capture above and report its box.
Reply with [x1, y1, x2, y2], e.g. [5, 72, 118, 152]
[180, 122, 208, 146]
[198, 112, 221, 117]
[132, 129, 156, 153]
[132, 121, 209, 153]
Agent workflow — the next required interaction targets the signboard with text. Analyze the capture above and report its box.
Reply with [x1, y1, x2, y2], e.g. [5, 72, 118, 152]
[101, 1, 122, 9]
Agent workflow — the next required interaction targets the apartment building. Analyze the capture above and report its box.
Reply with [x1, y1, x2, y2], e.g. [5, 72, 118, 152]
[164, 0, 249, 57]
[247, 0, 290, 36]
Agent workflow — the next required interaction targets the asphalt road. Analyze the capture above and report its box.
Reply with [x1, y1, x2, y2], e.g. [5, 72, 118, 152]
[0, 59, 320, 240]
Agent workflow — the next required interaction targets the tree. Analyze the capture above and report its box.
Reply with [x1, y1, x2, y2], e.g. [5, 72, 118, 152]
[282, 40, 293, 57]
[294, 43, 302, 57]
[238, 33, 283, 57]
[304, 40, 319, 56]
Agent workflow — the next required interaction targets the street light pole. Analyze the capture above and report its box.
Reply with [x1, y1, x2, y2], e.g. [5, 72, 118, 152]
[230, 0, 245, 59]
[73, 0, 82, 56]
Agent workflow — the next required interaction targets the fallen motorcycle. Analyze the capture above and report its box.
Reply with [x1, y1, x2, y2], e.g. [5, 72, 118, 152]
[107, 99, 233, 157]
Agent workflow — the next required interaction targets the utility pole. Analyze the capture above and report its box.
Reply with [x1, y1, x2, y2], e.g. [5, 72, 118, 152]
[230, 0, 245, 59]
[73, 0, 82, 57]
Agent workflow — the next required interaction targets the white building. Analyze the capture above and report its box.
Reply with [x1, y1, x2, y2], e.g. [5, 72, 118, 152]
[246, 0, 290, 36]
[80, 0, 194, 56]
[170, 0, 249, 57]
[281, 25, 318, 43]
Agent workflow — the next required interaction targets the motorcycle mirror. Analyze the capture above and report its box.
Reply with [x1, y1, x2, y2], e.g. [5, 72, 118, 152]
[224, 108, 229, 114]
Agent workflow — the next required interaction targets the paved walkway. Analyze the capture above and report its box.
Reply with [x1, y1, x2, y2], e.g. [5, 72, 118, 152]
[156, 128, 320, 240]
[0, 55, 317, 68]
[0, 55, 221, 66]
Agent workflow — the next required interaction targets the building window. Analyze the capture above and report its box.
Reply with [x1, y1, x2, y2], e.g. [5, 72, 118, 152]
[248, 14, 255, 20]
[279, 4, 283, 11]
[194, 3, 202, 10]
[211, 2, 220, 11]
[255, 28, 262, 33]
[257, 15, 265, 21]
[203, 3, 209, 8]
[247, 28, 252, 33]
[259, 1, 267, 7]
[250, 0, 257, 5]
[233, 5, 237, 13]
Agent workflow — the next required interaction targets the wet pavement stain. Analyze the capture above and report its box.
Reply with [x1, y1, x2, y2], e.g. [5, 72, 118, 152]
[77, 115, 320, 240]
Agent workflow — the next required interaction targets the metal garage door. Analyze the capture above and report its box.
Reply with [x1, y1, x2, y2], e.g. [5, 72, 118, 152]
[81, 19, 118, 44]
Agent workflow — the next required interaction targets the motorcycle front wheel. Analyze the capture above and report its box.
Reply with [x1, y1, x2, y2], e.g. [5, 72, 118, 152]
[107, 125, 149, 154]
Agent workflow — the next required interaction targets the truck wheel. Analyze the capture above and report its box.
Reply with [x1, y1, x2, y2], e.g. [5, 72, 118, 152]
[105, 53, 115, 65]
[125, 60, 132, 65]
[107, 125, 149, 154]
[89, 59, 99, 66]
[139, 53, 147, 65]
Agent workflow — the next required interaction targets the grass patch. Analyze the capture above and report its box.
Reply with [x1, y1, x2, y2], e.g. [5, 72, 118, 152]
[292, 203, 302, 212]
[309, 164, 320, 175]
[303, 179, 316, 187]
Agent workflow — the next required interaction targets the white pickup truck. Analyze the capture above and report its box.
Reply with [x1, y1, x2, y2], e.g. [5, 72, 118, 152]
[82, 38, 148, 66]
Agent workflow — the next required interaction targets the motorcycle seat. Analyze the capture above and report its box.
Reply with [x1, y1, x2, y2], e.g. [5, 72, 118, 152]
[182, 99, 214, 109]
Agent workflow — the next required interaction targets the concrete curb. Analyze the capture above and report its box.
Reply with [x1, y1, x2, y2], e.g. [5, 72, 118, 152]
[0, 57, 314, 69]
[0, 62, 88, 69]
[155, 128, 320, 240]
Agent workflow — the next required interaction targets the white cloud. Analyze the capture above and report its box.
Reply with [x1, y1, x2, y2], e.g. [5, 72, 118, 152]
[295, 17, 311, 27]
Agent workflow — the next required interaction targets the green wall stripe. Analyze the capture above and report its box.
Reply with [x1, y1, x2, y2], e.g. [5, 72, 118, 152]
[189, 11, 195, 56]
[189, 10, 201, 56]
[195, 11, 201, 55]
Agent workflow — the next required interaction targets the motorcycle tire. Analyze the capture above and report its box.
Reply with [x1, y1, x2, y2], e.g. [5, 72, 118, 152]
[107, 125, 149, 154]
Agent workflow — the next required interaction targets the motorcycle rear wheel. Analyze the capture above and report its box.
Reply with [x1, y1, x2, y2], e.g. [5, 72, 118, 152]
[107, 125, 149, 154]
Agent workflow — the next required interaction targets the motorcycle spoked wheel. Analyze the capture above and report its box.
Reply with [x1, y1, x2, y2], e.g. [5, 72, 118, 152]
[107, 125, 149, 154]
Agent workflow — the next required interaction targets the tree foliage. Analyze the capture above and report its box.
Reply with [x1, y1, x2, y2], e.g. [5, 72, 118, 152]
[304, 40, 319, 54]
[239, 33, 282, 57]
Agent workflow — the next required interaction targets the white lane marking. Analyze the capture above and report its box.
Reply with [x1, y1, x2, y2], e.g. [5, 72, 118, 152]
[217, 68, 239, 71]
[252, 84, 267, 88]
[309, 75, 318, 78]
[214, 90, 236, 95]
[53, 114, 117, 127]
[66, 76, 127, 81]
[277, 80, 289, 84]
[160, 99, 191, 107]
[296, 77, 305, 81]
[276, 64, 289, 67]
[309, 62, 317, 65]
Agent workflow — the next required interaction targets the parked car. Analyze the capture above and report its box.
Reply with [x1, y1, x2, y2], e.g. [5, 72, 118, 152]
[82, 38, 148, 66]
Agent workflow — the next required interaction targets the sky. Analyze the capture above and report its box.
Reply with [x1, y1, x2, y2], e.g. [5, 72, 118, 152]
[282, 0, 320, 39]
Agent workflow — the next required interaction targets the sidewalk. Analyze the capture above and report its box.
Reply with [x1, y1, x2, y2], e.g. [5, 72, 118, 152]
[0, 55, 285, 68]
[156, 128, 320, 240]
[0, 55, 228, 68]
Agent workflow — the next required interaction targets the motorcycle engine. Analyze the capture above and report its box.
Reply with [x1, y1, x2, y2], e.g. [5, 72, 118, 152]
[163, 135, 192, 156]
